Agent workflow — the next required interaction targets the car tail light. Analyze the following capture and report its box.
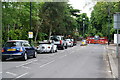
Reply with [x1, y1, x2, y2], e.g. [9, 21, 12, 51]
[60, 40, 62, 44]
[2, 49, 4, 52]
[48, 46, 50, 48]
[69, 42, 71, 43]
[19, 48, 23, 52]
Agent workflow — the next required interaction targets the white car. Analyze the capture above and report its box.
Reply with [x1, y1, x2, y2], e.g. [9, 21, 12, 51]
[50, 35, 68, 50]
[65, 39, 73, 47]
[37, 40, 57, 53]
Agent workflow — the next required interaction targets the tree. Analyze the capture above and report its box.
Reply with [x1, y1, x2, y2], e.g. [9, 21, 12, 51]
[90, 1, 120, 40]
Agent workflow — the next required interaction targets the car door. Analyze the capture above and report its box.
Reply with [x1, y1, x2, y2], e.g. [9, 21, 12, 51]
[22, 42, 34, 56]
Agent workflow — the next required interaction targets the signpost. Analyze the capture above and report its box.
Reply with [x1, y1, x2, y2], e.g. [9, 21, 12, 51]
[114, 12, 120, 57]
[29, 2, 32, 44]
[28, 31, 33, 38]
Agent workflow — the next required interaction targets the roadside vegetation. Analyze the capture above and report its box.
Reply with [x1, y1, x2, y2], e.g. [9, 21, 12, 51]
[2, 1, 120, 44]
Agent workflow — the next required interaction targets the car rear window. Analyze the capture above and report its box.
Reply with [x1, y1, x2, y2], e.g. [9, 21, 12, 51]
[50, 36, 60, 41]
[4, 42, 21, 47]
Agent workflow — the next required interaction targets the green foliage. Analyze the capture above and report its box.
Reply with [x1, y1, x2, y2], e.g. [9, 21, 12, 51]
[2, 2, 81, 44]
[90, 2, 120, 40]
[3, 1, 119, 44]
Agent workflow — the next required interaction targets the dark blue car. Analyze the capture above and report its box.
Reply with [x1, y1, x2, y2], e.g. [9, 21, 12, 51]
[2, 40, 37, 61]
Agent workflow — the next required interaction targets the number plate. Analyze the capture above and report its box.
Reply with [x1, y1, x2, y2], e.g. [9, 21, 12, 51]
[7, 49, 16, 51]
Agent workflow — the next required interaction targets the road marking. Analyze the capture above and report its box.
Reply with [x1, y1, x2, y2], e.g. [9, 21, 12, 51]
[16, 59, 37, 67]
[39, 60, 55, 68]
[108, 70, 112, 73]
[16, 72, 28, 78]
[6, 72, 17, 76]
[21, 66, 30, 69]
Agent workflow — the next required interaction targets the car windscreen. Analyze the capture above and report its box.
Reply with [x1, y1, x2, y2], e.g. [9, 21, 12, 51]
[66, 39, 70, 41]
[4, 42, 21, 47]
[50, 36, 60, 41]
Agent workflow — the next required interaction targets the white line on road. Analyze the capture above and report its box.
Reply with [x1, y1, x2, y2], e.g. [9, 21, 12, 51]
[39, 60, 55, 68]
[21, 66, 30, 69]
[0, 72, 2, 74]
[16, 59, 37, 67]
[6, 72, 17, 76]
[108, 70, 112, 73]
[16, 72, 28, 78]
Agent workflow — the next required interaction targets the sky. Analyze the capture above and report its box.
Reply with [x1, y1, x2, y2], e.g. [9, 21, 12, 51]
[68, 0, 97, 18]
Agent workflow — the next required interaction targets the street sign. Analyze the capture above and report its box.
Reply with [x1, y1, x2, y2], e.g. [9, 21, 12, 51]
[28, 31, 33, 38]
[114, 13, 120, 29]
[114, 34, 120, 44]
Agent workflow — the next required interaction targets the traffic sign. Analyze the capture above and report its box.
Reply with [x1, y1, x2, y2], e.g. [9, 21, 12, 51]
[28, 31, 33, 38]
[114, 12, 120, 29]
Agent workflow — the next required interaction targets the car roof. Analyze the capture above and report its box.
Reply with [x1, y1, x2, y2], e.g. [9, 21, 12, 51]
[7, 40, 29, 42]
[50, 35, 64, 37]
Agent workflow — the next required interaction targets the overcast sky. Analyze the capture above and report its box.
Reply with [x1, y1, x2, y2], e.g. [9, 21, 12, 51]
[68, 0, 97, 18]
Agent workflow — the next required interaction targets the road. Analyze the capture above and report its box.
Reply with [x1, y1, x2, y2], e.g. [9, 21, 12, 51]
[2, 44, 110, 79]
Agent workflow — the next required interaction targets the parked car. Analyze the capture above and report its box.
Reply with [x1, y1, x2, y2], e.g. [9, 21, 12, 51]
[50, 35, 67, 50]
[71, 39, 75, 46]
[2, 40, 37, 61]
[65, 39, 73, 47]
[73, 40, 77, 46]
[37, 40, 57, 53]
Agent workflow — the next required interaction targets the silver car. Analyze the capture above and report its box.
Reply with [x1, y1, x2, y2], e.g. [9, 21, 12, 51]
[37, 40, 57, 53]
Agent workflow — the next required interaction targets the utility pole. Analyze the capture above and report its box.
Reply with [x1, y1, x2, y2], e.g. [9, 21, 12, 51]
[108, 4, 110, 45]
[83, 18, 85, 38]
[114, 12, 120, 58]
[29, 2, 32, 44]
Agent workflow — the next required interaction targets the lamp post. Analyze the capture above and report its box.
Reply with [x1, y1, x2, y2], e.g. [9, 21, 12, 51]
[83, 18, 85, 38]
[29, 2, 32, 44]
[108, 5, 110, 45]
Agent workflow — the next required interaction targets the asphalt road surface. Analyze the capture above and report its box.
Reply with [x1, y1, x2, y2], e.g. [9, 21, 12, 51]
[2, 44, 110, 78]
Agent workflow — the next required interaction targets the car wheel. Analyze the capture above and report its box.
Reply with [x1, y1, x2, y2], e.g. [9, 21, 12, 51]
[2, 57, 6, 61]
[62, 46, 65, 50]
[22, 53, 27, 61]
[33, 51, 37, 58]
[65, 45, 67, 49]
[55, 48, 58, 52]
[50, 48, 54, 53]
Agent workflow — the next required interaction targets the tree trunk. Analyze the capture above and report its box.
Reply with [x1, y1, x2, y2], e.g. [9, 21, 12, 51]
[7, 24, 10, 41]
[34, 19, 43, 43]
[34, 25, 39, 43]
[49, 26, 52, 40]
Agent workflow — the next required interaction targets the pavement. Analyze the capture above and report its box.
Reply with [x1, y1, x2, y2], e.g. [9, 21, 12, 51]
[106, 44, 119, 79]
[1, 44, 110, 79]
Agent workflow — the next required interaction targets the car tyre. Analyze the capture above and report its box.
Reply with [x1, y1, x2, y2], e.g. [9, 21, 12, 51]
[55, 48, 58, 52]
[22, 53, 27, 61]
[33, 51, 37, 58]
[65, 45, 67, 49]
[62, 46, 65, 50]
[2, 57, 6, 61]
[50, 48, 54, 53]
